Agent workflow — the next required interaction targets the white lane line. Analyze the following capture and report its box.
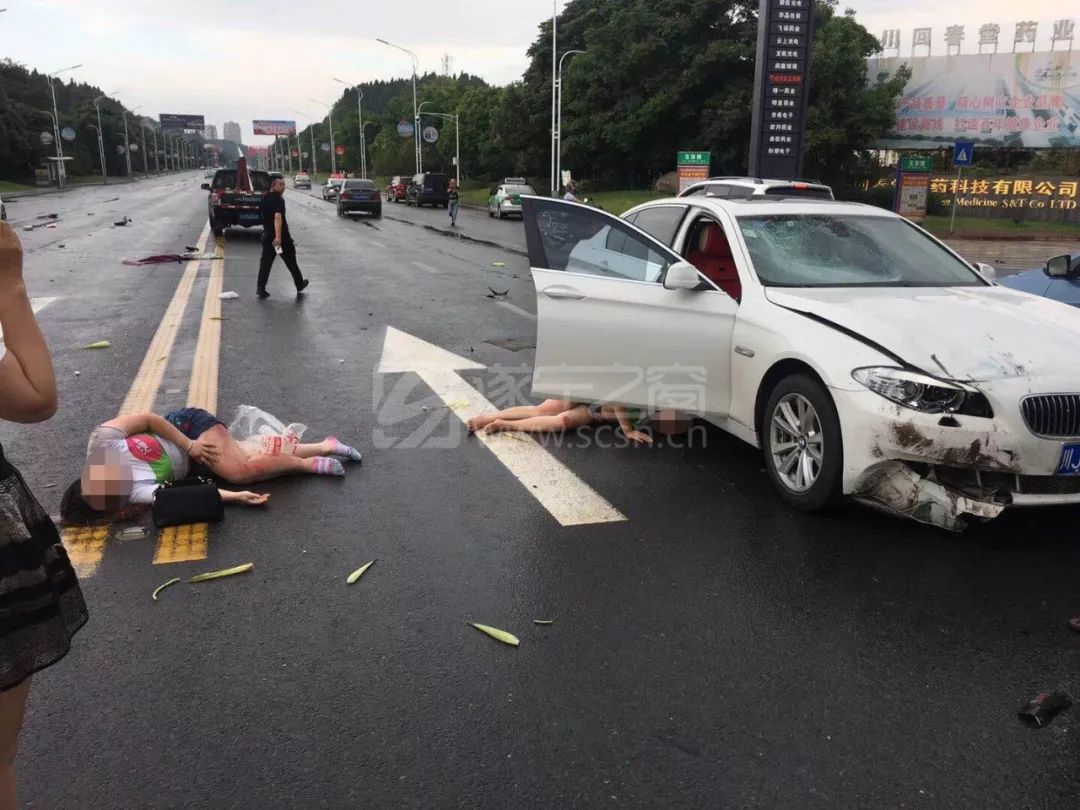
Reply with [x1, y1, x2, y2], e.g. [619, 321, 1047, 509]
[412, 261, 439, 275]
[0, 297, 58, 341]
[496, 301, 536, 321]
[377, 327, 626, 527]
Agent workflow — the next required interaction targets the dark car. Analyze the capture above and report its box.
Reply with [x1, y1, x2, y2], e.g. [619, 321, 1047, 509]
[406, 172, 450, 208]
[204, 168, 272, 236]
[337, 179, 382, 218]
[999, 251, 1080, 305]
[385, 175, 410, 203]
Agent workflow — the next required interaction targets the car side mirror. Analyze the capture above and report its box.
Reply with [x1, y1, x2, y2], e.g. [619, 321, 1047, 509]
[1046, 254, 1075, 279]
[201, 183, 211, 190]
[664, 261, 702, 291]
[975, 262, 997, 283]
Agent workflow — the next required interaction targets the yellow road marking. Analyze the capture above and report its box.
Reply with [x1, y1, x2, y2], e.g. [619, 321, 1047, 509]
[152, 523, 209, 564]
[186, 235, 226, 413]
[118, 223, 211, 416]
[61, 525, 110, 578]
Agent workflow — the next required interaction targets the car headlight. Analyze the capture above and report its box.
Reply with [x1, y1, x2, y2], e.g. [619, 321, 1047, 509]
[852, 367, 992, 416]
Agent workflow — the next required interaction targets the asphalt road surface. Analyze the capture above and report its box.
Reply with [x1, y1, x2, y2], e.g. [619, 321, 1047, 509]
[4, 175, 1079, 809]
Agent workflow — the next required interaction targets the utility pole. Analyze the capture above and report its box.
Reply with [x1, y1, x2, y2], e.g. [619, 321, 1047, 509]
[46, 64, 81, 187]
[550, 1, 557, 196]
[93, 93, 110, 183]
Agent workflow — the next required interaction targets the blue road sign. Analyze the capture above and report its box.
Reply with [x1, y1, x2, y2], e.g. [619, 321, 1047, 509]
[953, 141, 974, 167]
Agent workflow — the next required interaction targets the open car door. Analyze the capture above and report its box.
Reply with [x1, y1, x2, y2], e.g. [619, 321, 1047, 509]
[521, 196, 738, 419]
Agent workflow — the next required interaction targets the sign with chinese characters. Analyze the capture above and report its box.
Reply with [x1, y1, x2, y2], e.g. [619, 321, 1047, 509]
[912, 27, 932, 56]
[872, 50, 1080, 149]
[252, 120, 297, 137]
[748, 0, 815, 179]
[894, 157, 932, 220]
[1051, 19, 1075, 50]
[1014, 21, 1037, 52]
[978, 23, 1000, 53]
[159, 113, 205, 132]
[676, 151, 710, 193]
[881, 29, 901, 54]
[930, 176, 1080, 221]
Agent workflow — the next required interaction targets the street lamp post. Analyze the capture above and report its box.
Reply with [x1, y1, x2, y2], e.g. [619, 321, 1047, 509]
[46, 64, 81, 187]
[138, 118, 149, 177]
[309, 98, 336, 174]
[142, 121, 159, 174]
[294, 111, 317, 177]
[418, 108, 460, 187]
[377, 38, 420, 175]
[550, 0, 557, 195]
[121, 105, 140, 178]
[92, 93, 112, 184]
[556, 49, 584, 196]
[334, 78, 367, 179]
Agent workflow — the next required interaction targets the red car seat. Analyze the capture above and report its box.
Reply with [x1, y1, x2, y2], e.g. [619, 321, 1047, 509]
[686, 223, 741, 301]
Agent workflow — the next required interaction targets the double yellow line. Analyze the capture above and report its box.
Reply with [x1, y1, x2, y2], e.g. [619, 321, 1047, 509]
[64, 224, 228, 576]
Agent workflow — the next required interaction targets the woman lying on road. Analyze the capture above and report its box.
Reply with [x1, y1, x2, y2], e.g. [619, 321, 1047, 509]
[466, 399, 662, 445]
[61, 407, 362, 523]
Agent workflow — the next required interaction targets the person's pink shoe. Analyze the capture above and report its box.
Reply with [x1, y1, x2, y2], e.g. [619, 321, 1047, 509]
[1069, 617, 1080, 633]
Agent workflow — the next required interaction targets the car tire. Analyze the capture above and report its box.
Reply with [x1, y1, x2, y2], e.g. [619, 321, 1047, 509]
[488, 208, 495, 218]
[373, 209, 382, 219]
[761, 373, 843, 513]
[210, 219, 224, 237]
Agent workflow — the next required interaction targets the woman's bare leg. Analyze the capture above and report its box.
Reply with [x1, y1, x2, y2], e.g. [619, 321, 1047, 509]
[467, 400, 573, 432]
[201, 427, 336, 484]
[484, 405, 593, 434]
[0, 677, 31, 810]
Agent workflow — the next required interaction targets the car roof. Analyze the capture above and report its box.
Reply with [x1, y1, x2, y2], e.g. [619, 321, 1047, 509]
[626, 196, 894, 219]
[678, 177, 833, 197]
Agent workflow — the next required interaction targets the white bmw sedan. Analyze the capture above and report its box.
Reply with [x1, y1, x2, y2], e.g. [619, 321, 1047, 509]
[520, 195, 1080, 530]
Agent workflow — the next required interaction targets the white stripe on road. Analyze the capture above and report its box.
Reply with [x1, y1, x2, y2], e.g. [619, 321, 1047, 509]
[369, 240, 386, 249]
[496, 301, 536, 321]
[378, 327, 626, 527]
[0, 297, 58, 341]
[412, 261, 439, 275]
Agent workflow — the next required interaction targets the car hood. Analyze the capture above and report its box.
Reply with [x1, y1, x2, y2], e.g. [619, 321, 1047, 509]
[765, 286, 1080, 382]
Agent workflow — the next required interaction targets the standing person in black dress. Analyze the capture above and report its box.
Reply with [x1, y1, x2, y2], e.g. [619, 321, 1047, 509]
[256, 176, 309, 299]
[0, 220, 87, 809]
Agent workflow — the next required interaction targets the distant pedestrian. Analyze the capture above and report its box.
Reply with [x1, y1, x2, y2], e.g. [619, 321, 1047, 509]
[563, 182, 578, 202]
[0, 221, 87, 810]
[257, 176, 309, 298]
[448, 178, 460, 227]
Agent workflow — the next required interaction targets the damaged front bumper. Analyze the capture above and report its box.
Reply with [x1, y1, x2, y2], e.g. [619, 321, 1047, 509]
[835, 388, 1080, 530]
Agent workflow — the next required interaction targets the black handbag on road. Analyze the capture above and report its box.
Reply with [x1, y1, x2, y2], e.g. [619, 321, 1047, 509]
[152, 477, 224, 528]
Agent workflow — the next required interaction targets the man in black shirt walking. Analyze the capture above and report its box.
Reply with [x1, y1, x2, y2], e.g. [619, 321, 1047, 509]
[257, 176, 309, 298]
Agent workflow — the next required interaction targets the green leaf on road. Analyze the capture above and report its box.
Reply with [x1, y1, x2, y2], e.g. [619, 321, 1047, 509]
[471, 623, 520, 647]
[188, 562, 254, 583]
[346, 560, 375, 584]
[491, 261, 506, 268]
[151, 577, 180, 601]
[82, 340, 112, 349]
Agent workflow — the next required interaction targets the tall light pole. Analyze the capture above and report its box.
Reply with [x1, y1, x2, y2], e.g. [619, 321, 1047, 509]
[92, 92, 114, 184]
[377, 38, 420, 175]
[550, 1, 557, 195]
[417, 101, 432, 174]
[46, 64, 81, 187]
[121, 105, 141, 177]
[556, 50, 584, 196]
[142, 121, 159, 174]
[309, 98, 336, 174]
[137, 116, 150, 177]
[294, 110, 317, 177]
[334, 77, 368, 179]
[419, 108, 460, 187]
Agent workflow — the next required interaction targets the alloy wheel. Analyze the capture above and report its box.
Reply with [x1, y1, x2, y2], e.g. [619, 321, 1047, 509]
[770, 393, 824, 493]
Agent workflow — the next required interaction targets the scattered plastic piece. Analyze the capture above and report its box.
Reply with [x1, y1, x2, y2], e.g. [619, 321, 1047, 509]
[113, 217, 131, 227]
[58, 244, 66, 248]
[338, 359, 345, 364]
[492, 261, 506, 268]
[218, 291, 239, 299]
[185, 245, 198, 251]
[45, 223, 58, 229]
[152, 577, 180, 601]
[1018, 692, 1072, 727]
[209, 316, 226, 321]
[74, 371, 80, 376]
[488, 286, 509, 297]
[470, 623, 520, 647]
[116, 526, 146, 540]
[533, 619, 554, 625]
[346, 560, 375, 584]
[188, 563, 254, 583]
[81, 340, 111, 350]
[21, 226, 32, 232]
[123, 254, 185, 266]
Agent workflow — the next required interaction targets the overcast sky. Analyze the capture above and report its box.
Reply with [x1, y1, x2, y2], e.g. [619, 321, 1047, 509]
[1, 1, 1072, 145]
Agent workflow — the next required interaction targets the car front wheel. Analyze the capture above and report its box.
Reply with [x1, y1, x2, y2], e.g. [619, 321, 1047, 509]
[762, 373, 843, 512]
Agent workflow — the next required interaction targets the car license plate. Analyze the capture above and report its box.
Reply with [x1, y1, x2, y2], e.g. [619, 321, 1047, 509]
[240, 212, 259, 222]
[1057, 443, 1080, 475]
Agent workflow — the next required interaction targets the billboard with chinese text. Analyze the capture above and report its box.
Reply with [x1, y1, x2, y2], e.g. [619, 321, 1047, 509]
[160, 113, 205, 132]
[870, 51, 1080, 148]
[252, 120, 297, 137]
[929, 175, 1078, 221]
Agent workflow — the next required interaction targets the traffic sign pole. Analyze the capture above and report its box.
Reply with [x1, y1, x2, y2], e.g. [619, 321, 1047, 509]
[949, 166, 961, 235]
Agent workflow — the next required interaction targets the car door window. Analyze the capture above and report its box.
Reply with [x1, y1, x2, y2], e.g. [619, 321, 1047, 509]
[630, 205, 688, 248]
[524, 198, 678, 283]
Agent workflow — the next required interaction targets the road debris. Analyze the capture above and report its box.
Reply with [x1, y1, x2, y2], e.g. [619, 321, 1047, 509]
[188, 562, 254, 583]
[470, 623, 520, 647]
[533, 619, 554, 625]
[123, 254, 187, 266]
[151, 578, 180, 601]
[116, 526, 147, 541]
[218, 291, 239, 299]
[492, 261, 506, 268]
[81, 340, 112, 350]
[113, 217, 132, 227]
[346, 560, 375, 584]
[488, 286, 509, 297]
[45, 223, 58, 229]
[1018, 691, 1072, 727]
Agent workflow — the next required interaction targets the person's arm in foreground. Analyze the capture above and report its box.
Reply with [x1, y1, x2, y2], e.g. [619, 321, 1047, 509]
[0, 222, 57, 423]
[612, 406, 652, 445]
[273, 211, 283, 247]
[99, 412, 221, 465]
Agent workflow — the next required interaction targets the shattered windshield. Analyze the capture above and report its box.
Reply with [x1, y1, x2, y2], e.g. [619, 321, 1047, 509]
[737, 215, 984, 287]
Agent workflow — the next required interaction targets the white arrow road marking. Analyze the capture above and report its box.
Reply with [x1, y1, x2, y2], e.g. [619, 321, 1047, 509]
[377, 327, 626, 527]
[0, 297, 58, 342]
[496, 301, 536, 321]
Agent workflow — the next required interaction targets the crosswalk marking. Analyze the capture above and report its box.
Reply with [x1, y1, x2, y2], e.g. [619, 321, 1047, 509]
[0, 297, 58, 341]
